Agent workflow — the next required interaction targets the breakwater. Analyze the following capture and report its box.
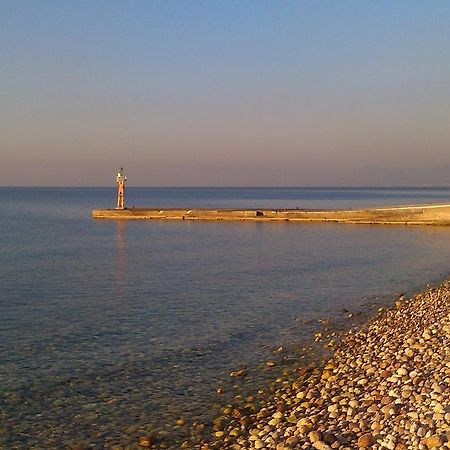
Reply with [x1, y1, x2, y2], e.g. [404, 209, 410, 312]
[92, 203, 450, 225]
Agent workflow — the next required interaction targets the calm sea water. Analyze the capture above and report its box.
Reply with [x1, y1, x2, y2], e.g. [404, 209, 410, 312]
[2, 187, 450, 448]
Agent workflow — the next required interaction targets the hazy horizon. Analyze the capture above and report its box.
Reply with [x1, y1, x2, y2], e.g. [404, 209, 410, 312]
[2, 1, 450, 187]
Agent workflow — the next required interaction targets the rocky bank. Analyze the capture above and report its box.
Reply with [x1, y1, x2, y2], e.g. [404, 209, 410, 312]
[190, 281, 450, 450]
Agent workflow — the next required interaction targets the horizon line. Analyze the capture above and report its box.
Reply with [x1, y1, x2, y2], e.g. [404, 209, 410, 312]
[2, 185, 450, 189]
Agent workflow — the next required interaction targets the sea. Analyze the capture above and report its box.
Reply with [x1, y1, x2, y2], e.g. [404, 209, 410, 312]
[2, 186, 450, 449]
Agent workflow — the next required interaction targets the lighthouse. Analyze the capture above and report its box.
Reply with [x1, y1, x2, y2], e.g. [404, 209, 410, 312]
[116, 168, 126, 209]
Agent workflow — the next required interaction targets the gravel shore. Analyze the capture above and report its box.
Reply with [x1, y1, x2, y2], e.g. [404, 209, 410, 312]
[191, 281, 450, 450]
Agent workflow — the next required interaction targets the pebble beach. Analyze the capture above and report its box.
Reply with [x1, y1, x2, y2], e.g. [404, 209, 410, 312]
[184, 281, 450, 450]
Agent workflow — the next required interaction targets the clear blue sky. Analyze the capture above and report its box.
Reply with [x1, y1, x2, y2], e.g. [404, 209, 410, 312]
[2, 1, 450, 186]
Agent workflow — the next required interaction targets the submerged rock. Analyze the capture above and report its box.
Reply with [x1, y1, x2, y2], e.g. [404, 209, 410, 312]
[230, 368, 247, 377]
[138, 435, 154, 447]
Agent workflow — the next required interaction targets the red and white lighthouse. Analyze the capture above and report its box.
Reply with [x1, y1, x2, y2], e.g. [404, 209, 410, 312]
[116, 168, 126, 209]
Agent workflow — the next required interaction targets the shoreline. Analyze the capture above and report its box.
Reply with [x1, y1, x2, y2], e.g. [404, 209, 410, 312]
[173, 280, 450, 449]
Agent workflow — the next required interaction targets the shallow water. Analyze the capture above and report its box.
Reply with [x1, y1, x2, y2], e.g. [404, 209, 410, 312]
[2, 187, 450, 448]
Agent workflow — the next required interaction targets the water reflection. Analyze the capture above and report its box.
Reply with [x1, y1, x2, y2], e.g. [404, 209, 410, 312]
[115, 220, 127, 292]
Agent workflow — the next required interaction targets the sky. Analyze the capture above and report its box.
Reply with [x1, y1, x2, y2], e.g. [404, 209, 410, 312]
[1, 1, 450, 186]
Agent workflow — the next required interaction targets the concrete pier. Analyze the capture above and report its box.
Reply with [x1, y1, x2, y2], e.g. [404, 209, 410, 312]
[92, 203, 450, 225]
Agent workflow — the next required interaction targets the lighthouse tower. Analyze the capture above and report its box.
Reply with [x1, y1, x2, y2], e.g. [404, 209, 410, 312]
[116, 168, 126, 209]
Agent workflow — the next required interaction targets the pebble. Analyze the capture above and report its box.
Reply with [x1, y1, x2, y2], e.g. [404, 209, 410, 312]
[138, 436, 153, 447]
[308, 430, 321, 443]
[357, 433, 373, 448]
[313, 441, 332, 450]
